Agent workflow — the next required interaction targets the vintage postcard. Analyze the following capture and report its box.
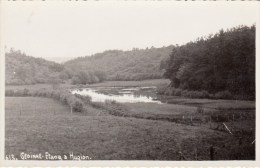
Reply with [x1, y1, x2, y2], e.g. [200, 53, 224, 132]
[0, 1, 259, 167]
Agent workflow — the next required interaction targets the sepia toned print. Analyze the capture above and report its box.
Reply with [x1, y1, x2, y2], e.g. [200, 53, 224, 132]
[1, 1, 259, 164]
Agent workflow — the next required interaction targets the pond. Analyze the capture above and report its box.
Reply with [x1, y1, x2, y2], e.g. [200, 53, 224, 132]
[71, 86, 163, 104]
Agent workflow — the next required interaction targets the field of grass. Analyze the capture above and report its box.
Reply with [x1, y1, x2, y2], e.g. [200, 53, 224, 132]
[5, 96, 255, 160]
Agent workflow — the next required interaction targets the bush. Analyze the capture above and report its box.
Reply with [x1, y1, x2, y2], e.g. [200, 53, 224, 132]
[23, 88, 30, 96]
[201, 90, 210, 98]
[5, 89, 14, 96]
[214, 90, 233, 99]
[74, 93, 92, 104]
[156, 84, 168, 95]
[196, 106, 204, 113]
[173, 88, 182, 96]
[71, 99, 83, 112]
[52, 91, 61, 99]
[165, 88, 172, 96]
[60, 93, 68, 104]
[15, 89, 25, 97]
[181, 90, 189, 97]
[59, 92, 85, 112]
[91, 102, 105, 109]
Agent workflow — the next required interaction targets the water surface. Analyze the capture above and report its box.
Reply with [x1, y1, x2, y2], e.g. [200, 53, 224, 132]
[71, 86, 162, 104]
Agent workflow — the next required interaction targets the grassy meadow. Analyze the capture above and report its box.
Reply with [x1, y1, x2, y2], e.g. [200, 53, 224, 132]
[5, 80, 256, 160]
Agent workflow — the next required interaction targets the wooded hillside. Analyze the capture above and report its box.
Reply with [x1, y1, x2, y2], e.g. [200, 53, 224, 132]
[5, 49, 65, 85]
[6, 46, 173, 85]
[162, 25, 255, 99]
[64, 46, 173, 81]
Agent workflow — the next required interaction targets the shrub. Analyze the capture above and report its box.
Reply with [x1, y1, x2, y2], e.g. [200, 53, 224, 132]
[214, 90, 233, 99]
[187, 91, 196, 98]
[5, 89, 14, 96]
[156, 84, 169, 95]
[23, 88, 30, 96]
[209, 93, 215, 99]
[72, 99, 83, 112]
[181, 90, 189, 97]
[60, 94, 68, 104]
[201, 90, 210, 98]
[15, 89, 25, 97]
[165, 88, 172, 96]
[196, 106, 204, 113]
[74, 93, 92, 104]
[173, 88, 182, 96]
[52, 91, 61, 99]
[62, 93, 84, 113]
[39, 90, 47, 97]
[91, 102, 105, 109]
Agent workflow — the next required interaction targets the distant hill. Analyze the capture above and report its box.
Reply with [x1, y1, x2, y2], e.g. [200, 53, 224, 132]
[5, 46, 174, 85]
[64, 46, 173, 81]
[44, 56, 75, 63]
[5, 50, 65, 85]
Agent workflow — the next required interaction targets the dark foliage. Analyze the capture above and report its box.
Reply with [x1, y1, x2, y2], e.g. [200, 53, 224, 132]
[162, 25, 255, 99]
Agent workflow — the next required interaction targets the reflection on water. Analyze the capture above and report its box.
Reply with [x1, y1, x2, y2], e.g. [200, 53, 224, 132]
[71, 86, 162, 104]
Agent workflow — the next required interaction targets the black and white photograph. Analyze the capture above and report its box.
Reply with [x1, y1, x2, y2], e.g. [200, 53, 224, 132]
[0, 1, 259, 166]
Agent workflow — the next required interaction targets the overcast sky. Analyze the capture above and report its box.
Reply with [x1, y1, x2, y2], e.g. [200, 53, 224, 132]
[1, 1, 259, 59]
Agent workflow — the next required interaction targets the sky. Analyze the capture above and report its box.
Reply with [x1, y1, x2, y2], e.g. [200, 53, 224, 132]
[1, 1, 259, 61]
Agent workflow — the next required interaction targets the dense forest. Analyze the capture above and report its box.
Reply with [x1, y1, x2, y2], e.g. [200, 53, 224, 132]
[5, 49, 66, 85]
[161, 25, 255, 99]
[64, 46, 173, 82]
